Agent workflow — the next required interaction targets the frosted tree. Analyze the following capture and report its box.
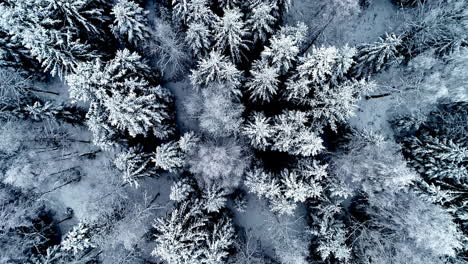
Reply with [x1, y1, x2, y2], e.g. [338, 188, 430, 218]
[213, 8, 249, 62]
[247, 2, 277, 43]
[103, 84, 171, 138]
[187, 0, 217, 26]
[114, 147, 154, 187]
[152, 141, 184, 172]
[246, 60, 279, 102]
[245, 160, 327, 215]
[185, 22, 212, 58]
[152, 200, 235, 264]
[86, 102, 119, 149]
[261, 34, 299, 74]
[172, 0, 191, 22]
[332, 44, 357, 85]
[308, 80, 376, 131]
[148, 19, 189, 77]
[218, 0, 242, 9]
[111, 0, 151, 45]
[354, 33, 403, 77]
[190, 51, 243, 96]
[61, 223, 95, 255]
[170, 180, 194, 202]
[271, 111, 324, 156]
[66, 49, 174, 147]
[188, 140, 249, 189]
[242, 112, 274, 150]
[202, 184, 228, 213]
[405, 133, 467, 183]
[355, 191, 463, 262]
[185, 86, 244, 137]
[0, 0, 103, 78]
[296, 46, 339, 85]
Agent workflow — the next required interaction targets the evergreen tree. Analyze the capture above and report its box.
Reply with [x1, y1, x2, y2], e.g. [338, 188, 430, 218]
[114, 147, 154, 187]
[170, 180, 194, 202]
[61, 223, 95, 255]
[190, 51, 243, 96]
[152, 141, 184, 172]
[271, 111, 324, 157]
[202, 184, 228, 213]
[111, 0, 151, 46]
[246, 60, 279, 102]
[186, 22, 212, 58]
[247, 2, 277, 43]
[242, 112, 274, 150]
[354, 33, 403, 77]
[186, 0, 217, 26]
[213, 8, 249, 62]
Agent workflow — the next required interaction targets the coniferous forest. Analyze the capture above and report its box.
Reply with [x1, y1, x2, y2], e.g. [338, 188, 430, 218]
[0, 0, 467, 263]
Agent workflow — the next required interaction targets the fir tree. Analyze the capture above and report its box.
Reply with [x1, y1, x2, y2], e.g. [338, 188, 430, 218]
[213, 8, 249, 62]
[202, 184, 228, 213]
[247, 2, 277, 43]
[152, 141, 184, 172]
[190, 51, 243, 96]
[246, 60, 279, 102]
[242, 112, 274, 150]
[114, 147, 154, 187]
[185, 22, 212, 58]
[111, 0, 151, 46]
[170, 180, 194, 202]
[354, 33, 403, 77]
[61, 223, 95, 255]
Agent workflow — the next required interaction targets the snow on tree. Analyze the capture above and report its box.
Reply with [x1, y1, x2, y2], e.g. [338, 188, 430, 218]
[202, 184, 228, 213]
[185, 22, 212, 58]
[353, 33, 403, 77]
[213, 8, 249, 62]
[308, 79, 376, 131]
[270, 110, 324, 157]
[170, 180, 194, 202]
[61, 223, 95, 255]
[66, 49, 174, 147]
[246, 60, 279, 102]
[405, 134, 467, 183]
[111, 0, 151, 45]
[261, 33, 299, 74]
[188, 139, 249, 189]
[316, 220, 351, 262]
[0, 32, 41, 76]
[152, 200, 235, 264]
[332, 44, 357, 85]
[245, 160, 327, 215]
[247, 2, 277, 43]
[186, 0, 217, 26]
[218, 0, 242, 9]
[185, 85, 244, 137]
[178, 131, 200, 153]
[86, 102, 119, 149]
[147, 19, 189, 77]
[0, 0, 103, 78]
[152, 141, 184, 172]
[332, 130, 419, 206]
[296, 46, 340, 85]
[114, 147, 154, 187]
[172, 0, 191, 22]
[103, 83, 171, 138]
[242, 112, 274, 150]
[190, 51, 243, 96]
[355, 191, 463, 262]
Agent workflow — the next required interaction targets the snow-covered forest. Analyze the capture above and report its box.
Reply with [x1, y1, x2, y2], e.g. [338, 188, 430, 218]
[0, 0, 467, 263]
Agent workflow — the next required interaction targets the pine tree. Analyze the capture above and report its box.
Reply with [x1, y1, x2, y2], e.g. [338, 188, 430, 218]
[170, 180, 194, 202]
[152, 141, 184, 172]
[114, 147, 154, 187]
[190, 51, 243, 96]
[66, 49, 174, 147]
[271, 111, 324, 156]
[296, 46, 339, 85]
[202, 184, 228, 213]
[242, 112, 274, 150]
[86, 102, 119, 150]
[61, 223, 95, 255]
[185, 22, 212, 58]
[187, 0, 217, 26]
[247, 2, 277, 43]
[246, 60, 279, 102]
[203, 218, 235, 264]
[213, 8, 249, 62]
[354, 33, 403, 77]
[111, 0, 151, 45]
[308, 80, 376, 131]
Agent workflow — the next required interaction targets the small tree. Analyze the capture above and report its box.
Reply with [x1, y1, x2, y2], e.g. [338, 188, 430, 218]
[242, 112, 274, 151]
[353, 33, 403, 77]
[111, 0, 151, 45]
[185, 22, 212, 58]
[213, 8, 249, 62]
[246, 60, 280, 103]
[247, 2, 277, 43]
[152, 141, 184, 172]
